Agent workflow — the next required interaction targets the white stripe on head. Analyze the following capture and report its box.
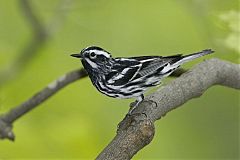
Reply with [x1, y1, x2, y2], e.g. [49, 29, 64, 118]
[93, 50, 111, 58]
[85, 58, 98, 68]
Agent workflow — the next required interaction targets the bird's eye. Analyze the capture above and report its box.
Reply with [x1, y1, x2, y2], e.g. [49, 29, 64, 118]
[89, 52, 97, 59]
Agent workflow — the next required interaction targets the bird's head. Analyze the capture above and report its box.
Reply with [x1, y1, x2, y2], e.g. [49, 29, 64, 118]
[71, 46, 112, 72]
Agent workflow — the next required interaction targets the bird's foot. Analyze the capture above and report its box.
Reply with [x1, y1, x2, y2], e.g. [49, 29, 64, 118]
[128, 100, 141, 115]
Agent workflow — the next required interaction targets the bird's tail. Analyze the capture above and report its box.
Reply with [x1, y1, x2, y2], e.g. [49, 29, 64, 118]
[174, 49, 214, 66]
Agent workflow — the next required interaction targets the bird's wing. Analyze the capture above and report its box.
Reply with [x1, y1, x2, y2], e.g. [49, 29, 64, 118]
[105, 55, 183, 86]
[105, 58, 142, 86]
[129, 55, 182, 80]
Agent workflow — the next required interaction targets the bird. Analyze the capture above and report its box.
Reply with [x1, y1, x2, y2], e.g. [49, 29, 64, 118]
[71, 46, 214, 114]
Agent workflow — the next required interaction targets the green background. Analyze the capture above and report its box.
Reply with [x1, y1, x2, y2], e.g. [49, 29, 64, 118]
[0, 0, 239, 159]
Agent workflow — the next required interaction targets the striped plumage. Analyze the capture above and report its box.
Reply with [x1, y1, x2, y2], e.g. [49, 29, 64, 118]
[71, 46, 214, 112]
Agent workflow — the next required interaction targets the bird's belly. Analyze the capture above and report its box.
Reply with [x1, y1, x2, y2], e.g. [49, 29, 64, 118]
[93, 81, 146, 99]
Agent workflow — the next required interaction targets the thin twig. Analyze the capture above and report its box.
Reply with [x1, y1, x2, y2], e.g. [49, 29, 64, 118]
[0, 69, 87, 141]
[0, 0, 69, 87]
[0, 0, 47, 86]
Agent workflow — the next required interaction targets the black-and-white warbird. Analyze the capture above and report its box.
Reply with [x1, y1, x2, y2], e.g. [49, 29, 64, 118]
[71, 46, 214, 113]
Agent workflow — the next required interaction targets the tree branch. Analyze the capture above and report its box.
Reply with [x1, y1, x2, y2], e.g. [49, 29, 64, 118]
[96, 58, 240, 160]
[0, 69, 87, 141]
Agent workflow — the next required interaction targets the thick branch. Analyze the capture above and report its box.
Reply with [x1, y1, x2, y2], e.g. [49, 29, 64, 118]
[96, 58, 240, 160]
[0, 69, 87, 140]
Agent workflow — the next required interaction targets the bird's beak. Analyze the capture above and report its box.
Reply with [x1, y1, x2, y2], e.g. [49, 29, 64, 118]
[71, 53, 82, 58]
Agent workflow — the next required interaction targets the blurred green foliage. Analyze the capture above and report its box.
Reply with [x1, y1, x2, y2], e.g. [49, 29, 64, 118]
[0, 0, 239, 159]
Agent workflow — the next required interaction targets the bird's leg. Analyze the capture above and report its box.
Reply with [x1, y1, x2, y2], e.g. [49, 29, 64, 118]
[128, 94, 144, 115]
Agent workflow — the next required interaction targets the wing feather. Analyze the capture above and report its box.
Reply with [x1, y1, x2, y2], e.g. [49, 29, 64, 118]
[105, 62, 141, 86]
[105, 55, 184, 87]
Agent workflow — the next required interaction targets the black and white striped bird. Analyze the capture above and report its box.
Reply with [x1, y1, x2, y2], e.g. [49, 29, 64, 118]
[71, 46, 214, 113]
